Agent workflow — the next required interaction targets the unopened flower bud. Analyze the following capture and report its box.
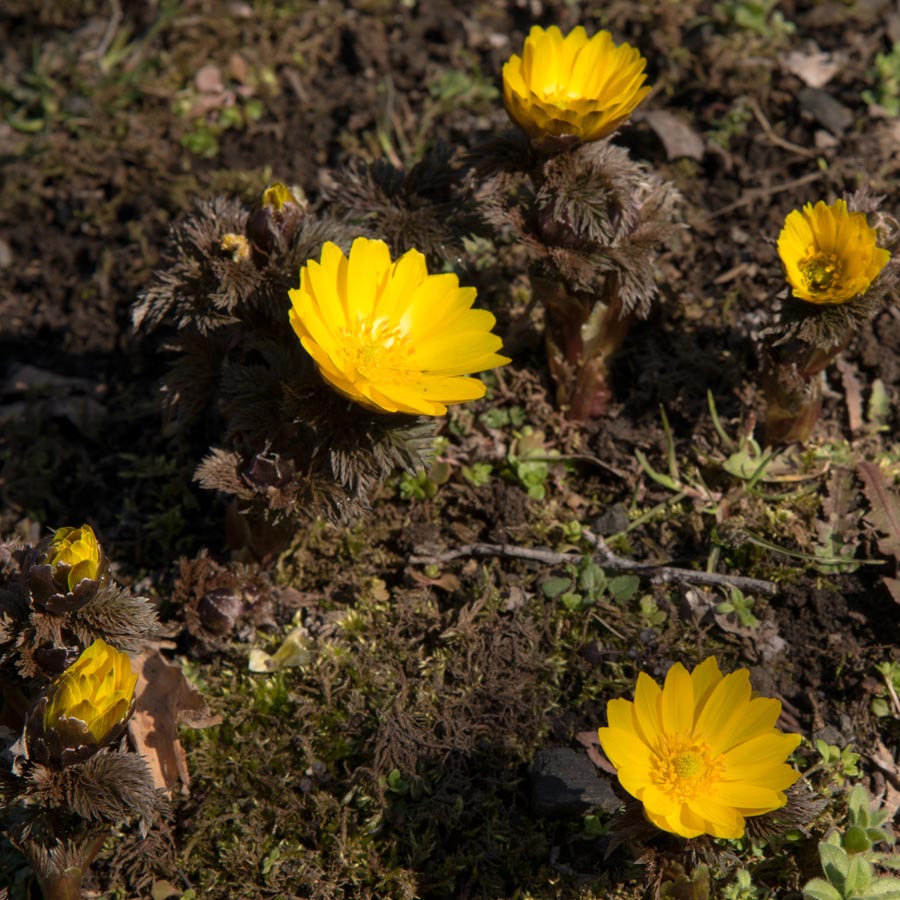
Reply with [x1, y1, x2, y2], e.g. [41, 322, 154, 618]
[245, 181, 306, 255]
[198, 588, 243, 635]
[28, 639, 137, 766]
[221, 232, 252, 261]
[28, 524, 107, 614]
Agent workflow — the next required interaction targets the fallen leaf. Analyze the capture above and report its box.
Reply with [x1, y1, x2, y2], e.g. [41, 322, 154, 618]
[781, 49, 842, 88]
[858, 461, 900, 560]
[639, 110, 704, 161]
[408, 568, 461, 592]
[835, 358, 863, 434]
[248, 625, 313, 672]
[128, 649, 222, 796]
[195, 64, 224, 94]
[574, 730, 614, 774]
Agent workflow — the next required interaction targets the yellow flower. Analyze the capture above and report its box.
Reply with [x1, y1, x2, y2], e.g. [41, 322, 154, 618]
[48, 525, 102, 591]
[777, 199, 890, 305]
[598, 657, 801, 839]
[43, 639, 137, 744]
[502, 25, 651, 144]
[288, 238, 510, 415]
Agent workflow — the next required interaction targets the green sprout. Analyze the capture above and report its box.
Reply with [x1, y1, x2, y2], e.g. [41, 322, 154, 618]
[539, 558, 640, 612]
[715, 587, 760, 628]
[803, 847, 900, 900]
[461, 462, 492, 487]
[841, 784, 895, 856]
[715, 0, 796, 40]
[813, 740, 861, 787]
[803, 784, 900, 899]
[506, 426, 558, 500]
[870, 661, 900, 719]
[862, 43, 900, 117]
[721, 869, 767, 900]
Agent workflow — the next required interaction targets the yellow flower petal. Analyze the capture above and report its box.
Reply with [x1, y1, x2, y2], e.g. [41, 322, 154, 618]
[689, 656, 724, 716]
[777, 198, 890, 304]
[633, 671, 663, 744]
[43, 639, 136, 745]
[502, 25, 650, 143]
[661, 662, 694, 735]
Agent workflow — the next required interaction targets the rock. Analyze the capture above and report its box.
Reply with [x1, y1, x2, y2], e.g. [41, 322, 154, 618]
[530, 747, 621, 817]
[798, 87, 853, 135]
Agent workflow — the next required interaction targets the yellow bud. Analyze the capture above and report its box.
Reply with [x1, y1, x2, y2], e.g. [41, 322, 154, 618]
[43, 639, 137, 744]
[47, 524, 102, 592]
[221, 232, 252, 261]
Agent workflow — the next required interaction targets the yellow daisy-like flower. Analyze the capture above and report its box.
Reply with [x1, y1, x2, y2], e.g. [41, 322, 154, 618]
[48, 524, 102, 591]
[502, 25, 651, 144]
[777, 199, 890, 305]
[598, 657, 802, 839]
[43, 639, 138, 744]
[288, 238, 510, 416]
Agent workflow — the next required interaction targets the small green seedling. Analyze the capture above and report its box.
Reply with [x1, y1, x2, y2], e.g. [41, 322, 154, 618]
[803, 840, 900, 900]
[814, 740, 861, 786]
[870, 662, 900, 719]
[715, 587, 760, 628]
[841, 784, 895, 856]
[539, 559, 639, 611]
[721, 869, 766, 900]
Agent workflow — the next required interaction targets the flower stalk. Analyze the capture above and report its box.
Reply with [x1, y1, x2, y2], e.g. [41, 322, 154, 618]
[537, 271, 633, 418]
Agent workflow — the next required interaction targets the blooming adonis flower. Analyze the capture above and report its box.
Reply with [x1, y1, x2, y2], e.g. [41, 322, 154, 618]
[288, 238, 510, 415]
[598, 657, 802, 839]
[43, 638, 138, 745]
[777, 199, 890, 305]
[47, 524, 102, 591]
[502, 25, 651, 144]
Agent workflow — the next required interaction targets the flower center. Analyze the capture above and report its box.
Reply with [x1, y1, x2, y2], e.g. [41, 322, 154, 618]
[650, 734, 724, 802]
[799, 250, 843, 295]
[343, 319, 417, 385]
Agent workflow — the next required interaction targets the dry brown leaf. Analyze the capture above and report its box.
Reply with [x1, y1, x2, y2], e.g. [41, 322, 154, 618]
[858, 461, 900, 561]
[638, 110, 705, 161]
[781, 49, 842, 88]
[574, 729, 614, 773]
[128, 648, 222, 796]
[836, 358, 863, 434]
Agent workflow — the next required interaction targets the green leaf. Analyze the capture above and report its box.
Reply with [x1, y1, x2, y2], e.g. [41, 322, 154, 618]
[843, 824, 872, 854]
[820, 842, 850, 889]
[578, 561, 607, 597]
[541, 577, 573, 599]
[847, 784, 871, 825]
[802, 878, 843, 900]
[561, 592, 587, 611]
[859, 877, 900, 898]
[608, 574, 640, 603]
[635, 449, 681, 491]
[844, 855, 873, 896]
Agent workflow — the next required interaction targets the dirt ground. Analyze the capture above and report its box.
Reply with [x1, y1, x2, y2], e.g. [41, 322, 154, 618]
[2, 1, 900, 898]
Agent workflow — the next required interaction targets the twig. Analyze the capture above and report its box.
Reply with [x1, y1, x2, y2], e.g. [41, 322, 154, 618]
[884, 672, 900, 720]
[746, 96, 818, 159]
[410, 532, 779, 596]
[85, 0, 123, 66]
[708, 171, 823, 219]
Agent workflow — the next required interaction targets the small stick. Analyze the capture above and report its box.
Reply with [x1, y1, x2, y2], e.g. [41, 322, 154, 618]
[746, 96, 818, 159]
[410, 532, 779, 596]
[709, 171, 823, 219]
